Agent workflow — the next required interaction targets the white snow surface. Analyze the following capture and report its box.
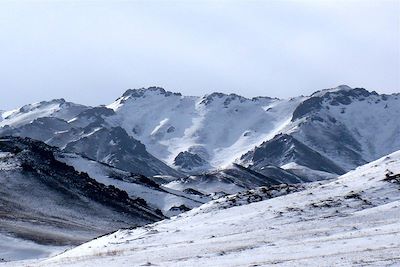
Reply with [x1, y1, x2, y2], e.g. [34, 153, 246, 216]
[106, 89, 305, 169]
[19, 150, 400, 267]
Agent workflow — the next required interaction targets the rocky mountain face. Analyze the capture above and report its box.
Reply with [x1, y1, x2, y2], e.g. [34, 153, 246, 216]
[240, 133, 346, 179]
[238, 87, 399, 181]
[173, 151, 209, 172]
[63, 126, 182, 177]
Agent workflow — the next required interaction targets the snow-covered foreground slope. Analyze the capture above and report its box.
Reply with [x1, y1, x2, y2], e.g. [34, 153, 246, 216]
[24, 150, 400, 267]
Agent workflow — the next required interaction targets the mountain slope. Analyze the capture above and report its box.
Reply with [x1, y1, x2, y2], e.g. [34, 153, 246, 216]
[57, 153, 209, 217]
[240, 133, 346, 178]
[0, 114, 182, 178]
[289, 86, 400, 170]
[0, 99, 88, 128]
[0, 137, 165, 261]
[36, 150, 400, 266]
[105, 87, 305, 170]
[238, 86, 400, 178]
[63, 126, 182, 177]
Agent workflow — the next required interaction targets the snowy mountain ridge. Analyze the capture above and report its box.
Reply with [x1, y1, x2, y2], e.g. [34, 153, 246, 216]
[0, 85, 399, 181]
[0, 99, 89, 128]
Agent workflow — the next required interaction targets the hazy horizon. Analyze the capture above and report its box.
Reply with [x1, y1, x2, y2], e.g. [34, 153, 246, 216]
[1, 0, 399, 109]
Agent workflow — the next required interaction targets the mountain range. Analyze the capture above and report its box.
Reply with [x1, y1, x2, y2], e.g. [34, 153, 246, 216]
[1, 85, 399, 180]
[1, 85, 399, 264]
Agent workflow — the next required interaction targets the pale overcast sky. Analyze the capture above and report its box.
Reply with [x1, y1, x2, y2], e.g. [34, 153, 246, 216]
[0, 0, 399, 109]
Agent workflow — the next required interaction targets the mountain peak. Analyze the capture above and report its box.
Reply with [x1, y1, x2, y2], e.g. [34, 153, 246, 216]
[336, 84, 352, 90]
[121, 87, 182, 99]
[200, 92, 249, 105]
[311, 85, 352, 97]
[49, 98, 66, 104]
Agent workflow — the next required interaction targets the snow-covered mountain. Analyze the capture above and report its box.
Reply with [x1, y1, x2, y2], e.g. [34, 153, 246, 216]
[240, 86, 400, 178]
[27, 149, 400, 266]
[106, 87, 304, 171]
[0, 103, 181, 177]
[287, 86, 400, 170]
[0, 99, 88, 128]
[0, 85, 399, 182]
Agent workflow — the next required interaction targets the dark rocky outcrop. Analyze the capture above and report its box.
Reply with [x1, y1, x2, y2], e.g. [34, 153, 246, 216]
[174, 151, 207, 171]
[241, 134, 345, 175]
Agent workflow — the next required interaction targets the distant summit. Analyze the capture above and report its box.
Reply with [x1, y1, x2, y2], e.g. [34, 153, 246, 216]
[121, 87, 182, 98]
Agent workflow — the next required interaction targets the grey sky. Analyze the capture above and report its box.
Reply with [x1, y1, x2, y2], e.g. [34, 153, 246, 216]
[1, 0, 399, 110]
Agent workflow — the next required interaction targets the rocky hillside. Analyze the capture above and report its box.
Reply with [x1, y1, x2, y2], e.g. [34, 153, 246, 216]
[0, 136, 165, 261]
